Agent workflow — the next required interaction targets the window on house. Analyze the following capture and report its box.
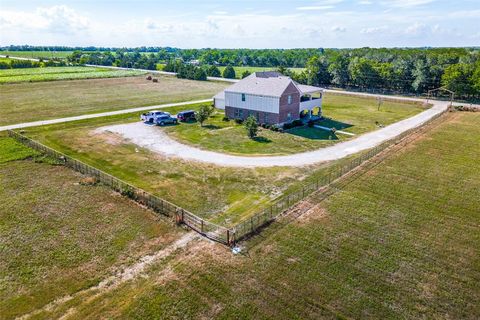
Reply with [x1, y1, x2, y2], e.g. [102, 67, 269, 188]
[241, 93, 246, 101]
[234, 109, 239, 118]
[288, 95, 292, 104]
[264, 113, 268, 123]
[239, 109, 244, 118]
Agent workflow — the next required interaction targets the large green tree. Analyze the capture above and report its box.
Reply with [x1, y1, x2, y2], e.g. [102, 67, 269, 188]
[223, 65, 236, 79]
[442, 63, 474, 98]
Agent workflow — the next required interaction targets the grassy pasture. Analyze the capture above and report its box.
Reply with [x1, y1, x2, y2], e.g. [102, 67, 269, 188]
[0, 66, 145, 84]
[0, 135, 185, 319]
[216, 65, 305, 78]
[164, 94, 426, 155]
[46, 112, 480, 319]
[0, 75, 228, 126]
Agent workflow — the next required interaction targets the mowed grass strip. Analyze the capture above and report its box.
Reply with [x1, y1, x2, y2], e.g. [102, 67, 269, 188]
[0, 136, 39, 163]
[0, 75, 228, 126]
[0, 136, 185, 319]
[59, 112, 480, 319]
[216, 65, 305, 78]
[164, 93, 426, 155]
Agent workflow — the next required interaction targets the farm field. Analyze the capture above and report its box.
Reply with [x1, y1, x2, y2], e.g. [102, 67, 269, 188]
[0, 75, 228, 126]
[20, 93, 425, 225]
[0, 135, 186, 319]
[15, 112, 480, 319]
[216, 65, 305, 78]
[0, 50, 73, 59]
[164, 93, 426, 155]
[0, 66, 145, 84]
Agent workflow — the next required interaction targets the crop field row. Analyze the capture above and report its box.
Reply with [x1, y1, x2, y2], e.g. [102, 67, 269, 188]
[0, 66, 113, 77]
[0, 66, 146, 84]
[10, 112, 478, 319]
[0, 50, 74, 59]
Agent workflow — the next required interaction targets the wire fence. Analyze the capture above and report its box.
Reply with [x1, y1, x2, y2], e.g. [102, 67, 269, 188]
[7, 130, 232, 245]
[8, 106, 448, 246]
[229, 107, 449, 243]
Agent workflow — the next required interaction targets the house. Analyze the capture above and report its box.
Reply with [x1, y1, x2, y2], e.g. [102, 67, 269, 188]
[213, 71, 323, 125]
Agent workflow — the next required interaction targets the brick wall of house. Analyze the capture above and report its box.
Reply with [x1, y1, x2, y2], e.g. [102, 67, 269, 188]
[278, 82, 301, 123]
[225, 106, 280, 125]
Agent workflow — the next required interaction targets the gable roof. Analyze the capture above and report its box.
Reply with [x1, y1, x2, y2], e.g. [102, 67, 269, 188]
[224, 71, 298, 97]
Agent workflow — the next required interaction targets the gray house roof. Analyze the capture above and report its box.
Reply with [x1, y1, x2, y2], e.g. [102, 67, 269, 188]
[297, 84, 323, 95]
[224, 71, 296, 97]
[221, 71, 323, 98]
[213, 90, 225, 100]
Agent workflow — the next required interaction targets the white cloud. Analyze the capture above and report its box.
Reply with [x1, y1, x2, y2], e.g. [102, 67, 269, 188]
[0, 2, 475, 48]
[297, 0, 343, 10]
[384, 0, 436, 8]
[296, 6, 334, 10]
[360, 26, 388, 34]
[404, 22, 428, 35]
[0, 5, 89, 34]
[331, 26, 347, 32]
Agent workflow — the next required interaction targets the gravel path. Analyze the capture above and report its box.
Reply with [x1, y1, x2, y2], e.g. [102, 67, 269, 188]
[97, 97, 450, 167]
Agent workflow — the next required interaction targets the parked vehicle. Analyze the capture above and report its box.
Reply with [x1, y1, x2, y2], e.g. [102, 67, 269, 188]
[177, 110, 196, 122]
[141, 110, 171, 123]
[155, 114, 178, 126]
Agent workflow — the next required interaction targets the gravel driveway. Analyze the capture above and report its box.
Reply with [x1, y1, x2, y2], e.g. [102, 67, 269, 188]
[97, 97, 450, 168]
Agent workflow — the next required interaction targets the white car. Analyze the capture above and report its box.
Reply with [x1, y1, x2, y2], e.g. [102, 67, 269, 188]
[140, 110, 171, 123]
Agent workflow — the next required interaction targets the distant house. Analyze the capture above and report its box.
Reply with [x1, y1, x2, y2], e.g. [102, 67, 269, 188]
[186, 59, 200, 66]
[213, 71, 323, 125]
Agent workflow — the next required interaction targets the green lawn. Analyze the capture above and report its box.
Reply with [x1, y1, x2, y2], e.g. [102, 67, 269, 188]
[0, 75, 228, 126]
[0, 66, 146, 84]
[0, 136, 185, 320]
[0, 136, 39, 163]
[216, 65, 305, 78]
[42, 112, 479, 319]
[163, 93, 426, 155]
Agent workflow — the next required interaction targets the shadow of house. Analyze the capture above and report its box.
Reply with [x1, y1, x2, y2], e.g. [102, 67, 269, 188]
[203, 124, 222, 130]
[316, 118, 353, 131]
[252, 136, 272, 143]
[286, 126, 339, 141]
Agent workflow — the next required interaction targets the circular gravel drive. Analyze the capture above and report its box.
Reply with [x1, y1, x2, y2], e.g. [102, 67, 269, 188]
[97, 97, 449, 168]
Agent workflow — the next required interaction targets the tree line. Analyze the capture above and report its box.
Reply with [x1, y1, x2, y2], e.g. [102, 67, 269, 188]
[8, 46, 477, 100]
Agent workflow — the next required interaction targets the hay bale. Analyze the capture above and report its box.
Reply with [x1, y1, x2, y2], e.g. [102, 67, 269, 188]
[146, 75, 152, 80]
[79, 176, 98, 186]
[152, 78, 158, 83]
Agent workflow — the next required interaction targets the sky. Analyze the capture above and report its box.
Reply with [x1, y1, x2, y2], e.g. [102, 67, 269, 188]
[0, 0, 479, 48]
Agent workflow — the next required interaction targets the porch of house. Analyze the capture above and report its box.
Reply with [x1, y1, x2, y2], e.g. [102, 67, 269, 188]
[298, 84, 324, 119]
